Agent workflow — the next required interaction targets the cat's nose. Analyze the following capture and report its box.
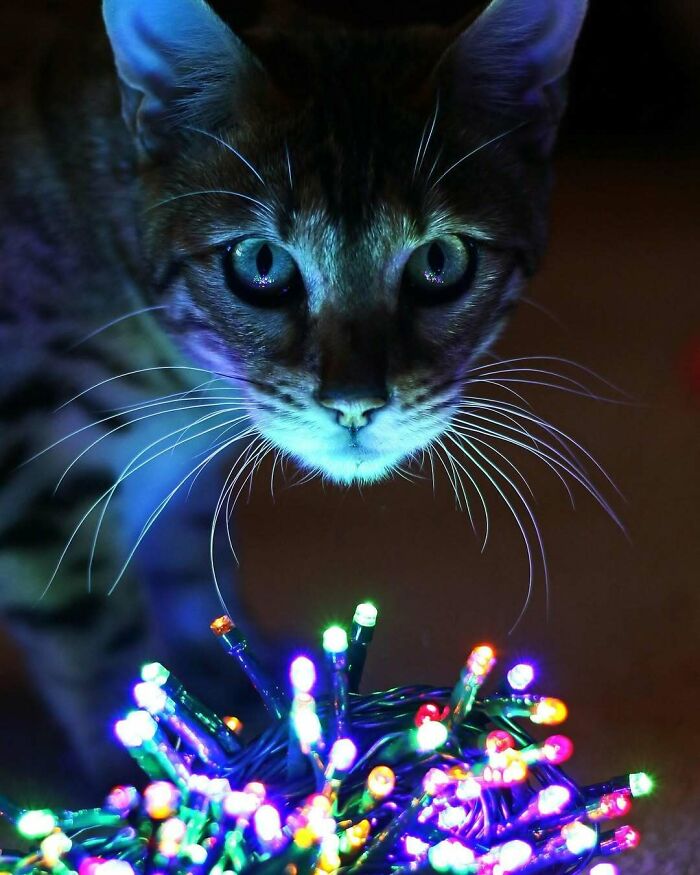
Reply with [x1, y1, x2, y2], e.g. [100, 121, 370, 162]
[318, 391, 388, 430]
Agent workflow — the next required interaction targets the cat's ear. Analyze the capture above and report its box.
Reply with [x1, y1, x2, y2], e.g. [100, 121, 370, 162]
[435, 0, 588, 149]
[102, 0, 267, 156]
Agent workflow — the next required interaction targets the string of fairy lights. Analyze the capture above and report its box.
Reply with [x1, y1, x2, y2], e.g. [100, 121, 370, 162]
[0, 602, 652, 874]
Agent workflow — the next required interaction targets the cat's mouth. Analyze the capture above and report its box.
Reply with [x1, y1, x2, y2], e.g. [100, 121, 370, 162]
[253, 406, 448, 485]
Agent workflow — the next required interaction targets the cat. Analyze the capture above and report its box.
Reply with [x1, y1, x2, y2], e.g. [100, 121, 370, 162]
[0, 0, 590, 788]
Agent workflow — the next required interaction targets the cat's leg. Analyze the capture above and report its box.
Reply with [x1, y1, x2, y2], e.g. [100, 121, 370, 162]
[0, 474, 155, 793]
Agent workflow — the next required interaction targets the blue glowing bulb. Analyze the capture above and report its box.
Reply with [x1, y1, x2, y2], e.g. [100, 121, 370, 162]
[289, 656, 316, 694]
[507, 662, 536, 692]
[563, 822, 598, 855]
[254, 804, 281, 843]
[133, 681, 168, 714]
[499, 839, 533, 871]
[329, 737, 358, 772]
[537, 784, 571, 816]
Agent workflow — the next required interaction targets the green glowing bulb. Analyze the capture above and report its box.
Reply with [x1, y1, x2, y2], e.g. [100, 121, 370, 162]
[140, 662, 170, 687]
[416, 719, 449, 752]
[629, 772, 654, 798]
[353, 602, 378, 628]
[17, 809, 57, 840]
[323, 625, 348, 654]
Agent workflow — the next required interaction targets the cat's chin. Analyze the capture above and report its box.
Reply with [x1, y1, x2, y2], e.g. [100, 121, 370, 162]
[298, 452, 399, 486]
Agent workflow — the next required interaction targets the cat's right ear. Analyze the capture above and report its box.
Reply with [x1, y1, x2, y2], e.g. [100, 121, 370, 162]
[102, 0, 268, 157]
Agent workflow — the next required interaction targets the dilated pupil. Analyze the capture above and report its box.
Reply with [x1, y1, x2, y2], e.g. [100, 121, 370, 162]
[427, 242, 445, 275]
[256, 244, 274, 277]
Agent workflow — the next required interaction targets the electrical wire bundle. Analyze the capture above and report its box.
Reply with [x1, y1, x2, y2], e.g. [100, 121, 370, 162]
[0, 602, 652, 875]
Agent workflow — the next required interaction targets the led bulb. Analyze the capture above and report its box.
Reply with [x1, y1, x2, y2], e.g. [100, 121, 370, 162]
[506, 662, 535, 691]
[17, 809, 57, 840]
[366, 766, 395, 799]
[41, 831, 72, 867]
[289, 656, 316, 694]
[438, 804, 467, 831]
[133, 681, 168, 714]
[467, 644, 496, 678]
[254, 804, 282, 844]
[323, 625, 348, 654]
[353, 602, 378, 628]
[223, 715, 243, 735]
[629, 772, 654, 798]
[562, 821, 598, 855]
[404, 835, 430, 858]
[499, 839, 533, 871]
[223, 791, 259, 819]
[416, 719, 448, 752]
[143, 782, 180, 820]
[105, 785, 139, 814]
[485, 730, 516, 756]
[293, 708, 322, 749]
[329, 737, 358, 772]
[119, 709, 158, 745]
[183, 844, 207, 865]
[614, 825, 640, 851]
[530, 697, 568, 725]
[140, 662, 170, 686]
[423, 768, 451, 797]
[537, 784, 571, 816]
[591, 865, 619, 875]
[543, 734, 574, 764]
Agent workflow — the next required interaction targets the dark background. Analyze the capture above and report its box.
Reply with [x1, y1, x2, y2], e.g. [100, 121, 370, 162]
[1, 1, 699, 871]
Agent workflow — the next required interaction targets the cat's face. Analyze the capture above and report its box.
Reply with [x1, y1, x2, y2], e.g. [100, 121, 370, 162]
[105, 0, 587, 483]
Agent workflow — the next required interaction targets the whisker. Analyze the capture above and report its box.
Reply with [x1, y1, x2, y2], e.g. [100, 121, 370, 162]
[431, 122, 527, 189]
[446, 431, 547, 632]
[107, 426, 258, 596]
[147, 190, 274, 216]
[184, 126, 268, 188]
[69, 305, 167, 349]
[459, 396, 625, 502]
[54, 401, 247, 495]
[434, 437, 489, 551]
[414, 92, 440, 180]
[285, 143, 294, 190]
[468, 355, 631, 398]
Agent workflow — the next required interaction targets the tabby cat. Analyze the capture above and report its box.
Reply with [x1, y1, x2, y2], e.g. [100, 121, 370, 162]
[0, 0, 589, 786]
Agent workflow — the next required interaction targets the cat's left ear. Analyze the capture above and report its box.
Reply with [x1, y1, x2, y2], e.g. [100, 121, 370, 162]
[435, 0, 588, 150]
[103, 0, 269, 157]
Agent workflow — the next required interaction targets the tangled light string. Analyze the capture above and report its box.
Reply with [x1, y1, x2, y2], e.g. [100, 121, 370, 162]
[1, 603, 652, 875]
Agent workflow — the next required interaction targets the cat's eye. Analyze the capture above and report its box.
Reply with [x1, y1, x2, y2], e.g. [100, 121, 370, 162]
[223, 238, 300, 306]
[403, 235, 477, 305]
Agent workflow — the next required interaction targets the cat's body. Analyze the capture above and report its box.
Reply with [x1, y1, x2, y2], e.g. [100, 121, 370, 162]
[0, 0, 588, 785]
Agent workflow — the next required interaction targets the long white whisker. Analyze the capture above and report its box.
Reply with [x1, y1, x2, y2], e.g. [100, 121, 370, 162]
[185, 126, 267, 187]
[54, 402, 247, 494]
[107, 427, 258, 596]
[87, 415, 254, 593]
[148, 190, 273, 216]
[69, 305, 167, 349]
[431, 122, 526, 189]
[447, 431, 546, 632]
[434, 437, 488, 550]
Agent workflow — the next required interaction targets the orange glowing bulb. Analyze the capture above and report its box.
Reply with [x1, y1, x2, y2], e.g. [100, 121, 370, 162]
[530, 697, 568, 725]
[366, 766, 396, 800]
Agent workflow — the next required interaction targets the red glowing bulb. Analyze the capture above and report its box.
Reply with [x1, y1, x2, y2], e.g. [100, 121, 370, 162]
[414, 702, 449, 727]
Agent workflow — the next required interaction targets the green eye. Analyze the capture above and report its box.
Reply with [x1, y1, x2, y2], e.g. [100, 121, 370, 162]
[404, 236, 477, 304]
[224, 238, 300, 305]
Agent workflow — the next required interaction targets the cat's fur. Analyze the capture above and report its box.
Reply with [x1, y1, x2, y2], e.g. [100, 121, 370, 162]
[0, 0, 587, 784]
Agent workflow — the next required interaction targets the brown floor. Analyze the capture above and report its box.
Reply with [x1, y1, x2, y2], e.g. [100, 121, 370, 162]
[1, 156, 699, 870]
